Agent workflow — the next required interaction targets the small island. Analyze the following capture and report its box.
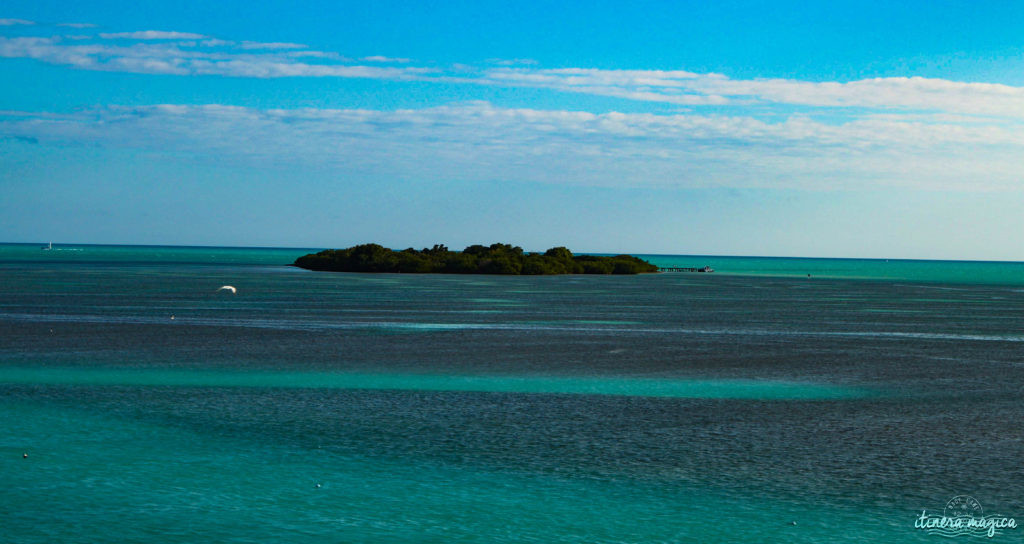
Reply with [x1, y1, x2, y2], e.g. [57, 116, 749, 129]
[294, 243, 659, 275]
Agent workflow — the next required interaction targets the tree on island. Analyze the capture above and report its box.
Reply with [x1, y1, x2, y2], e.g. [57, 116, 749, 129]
[294, 243, 658, 275]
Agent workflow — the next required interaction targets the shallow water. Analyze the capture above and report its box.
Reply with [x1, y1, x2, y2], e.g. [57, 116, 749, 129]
[2, 244, 1023, 542]
[0, 367, 874, 399]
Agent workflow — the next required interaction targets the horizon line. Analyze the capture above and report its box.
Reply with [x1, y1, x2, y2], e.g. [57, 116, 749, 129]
[4, 241, 1024, 265]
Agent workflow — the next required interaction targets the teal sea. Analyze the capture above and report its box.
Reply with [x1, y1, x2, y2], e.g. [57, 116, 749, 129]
[2, 243, 1023, 542]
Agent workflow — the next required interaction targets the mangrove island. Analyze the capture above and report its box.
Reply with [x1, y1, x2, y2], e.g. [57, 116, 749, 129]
[294, 243, 659, 275]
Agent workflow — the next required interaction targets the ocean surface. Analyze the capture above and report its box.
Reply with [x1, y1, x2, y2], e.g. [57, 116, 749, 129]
[2, 243, 1023, 542]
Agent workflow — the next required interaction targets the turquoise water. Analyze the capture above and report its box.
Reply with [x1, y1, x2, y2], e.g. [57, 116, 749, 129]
[0, 367, 874, 399]
[3, 243, 1023, 542]
[3, 243, 314, 266]
[10, 243, 1024, 285]
[642, 253, 1024, 285]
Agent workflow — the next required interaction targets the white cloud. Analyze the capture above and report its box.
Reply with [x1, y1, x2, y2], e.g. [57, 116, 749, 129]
[99, 30, 209, 40]
[4, 23, 1024, 120]
[57, 23, 97, 28]
[285, 50, 344, 59]
[362, 55, 412, 63]
[184, 59, 433, 79]
[488, 58, 538, 66]
[239, 41, 307, 50]
[2, 103, 1021, 191]
[479, 68, 1024, 117]
[198, 38, 233, 47]
[0, 36, 432, 79]
[0, 18, 34, 26]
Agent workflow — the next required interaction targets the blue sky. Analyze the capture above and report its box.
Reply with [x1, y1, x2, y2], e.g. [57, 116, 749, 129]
[2, 1, 1024, 258]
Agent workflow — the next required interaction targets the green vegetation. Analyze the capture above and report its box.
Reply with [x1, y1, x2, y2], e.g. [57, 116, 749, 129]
[294, 243, 659, 275]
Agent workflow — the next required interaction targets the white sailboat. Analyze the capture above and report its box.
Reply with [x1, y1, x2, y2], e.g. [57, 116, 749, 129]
[42, 242, 52, 250]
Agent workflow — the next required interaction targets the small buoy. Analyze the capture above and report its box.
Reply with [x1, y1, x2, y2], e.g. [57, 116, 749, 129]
[170, 315, 175, 320]
[22, 453, 28, 459]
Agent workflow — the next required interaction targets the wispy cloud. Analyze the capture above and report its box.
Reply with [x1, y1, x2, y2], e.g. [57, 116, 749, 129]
[2, 102, 1021, 191]
[477, 68, 1024, 117]
[0, 35, 433, 79]
[0, 18, 34, 26]
[99, 30, 209, 40]
[198, 38, 232, 47]
[5, 21, 1024, 121]
[239, 41, 307, 50]
[361, 55, 411, 63]
[487, 58, 539, 66]
[57, 22, 98, 29]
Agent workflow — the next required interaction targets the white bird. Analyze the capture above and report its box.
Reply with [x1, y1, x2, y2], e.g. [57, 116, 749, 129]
[218, 285, 237, 294]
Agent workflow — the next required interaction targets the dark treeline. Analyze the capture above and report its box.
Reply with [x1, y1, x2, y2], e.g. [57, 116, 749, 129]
[294, 243, 659, 275]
